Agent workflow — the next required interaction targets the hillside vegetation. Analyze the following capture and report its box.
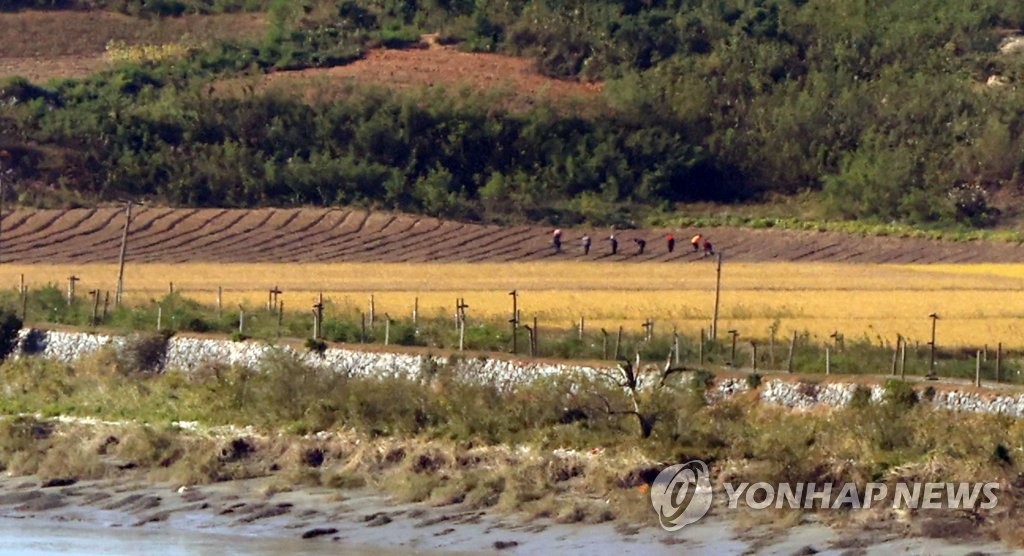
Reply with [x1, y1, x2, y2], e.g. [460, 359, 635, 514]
[3, 1, 1024, 228]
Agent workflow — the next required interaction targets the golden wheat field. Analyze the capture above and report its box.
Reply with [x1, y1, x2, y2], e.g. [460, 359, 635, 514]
[4, 262, 1024, 347]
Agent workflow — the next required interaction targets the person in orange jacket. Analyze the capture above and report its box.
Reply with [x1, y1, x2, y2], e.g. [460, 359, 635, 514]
[691, 234, 702, 252]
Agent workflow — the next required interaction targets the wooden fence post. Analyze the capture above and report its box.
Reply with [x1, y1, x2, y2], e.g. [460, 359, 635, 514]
[825, 347, 831, 375]
[997, 342, 1003, 382]
[673, 331, 680, 366]
[976, 350, 982, 387]
[102, 291, 109, 321]
[157, 305, 162, 331]
[699, 328, 705, 366]
[384, 313, 391, 346]
[578, 316, 585, 341]
[239, 307, 245, 334]
[891, 335, 900, 376]
[19, 273, 24, 296]
[900, 340, 907, 380]
[67, 275, 79, 305]
[601, 328, 609, 359]
[90, 290, 100, 325]
[523, 324, 535, 357]
[278, 301, 284, 328]
[413, 296, 419, 328]
[614, 326, 623, 359]
[459, 315, 466, 352]
[369, 294, 375, 328]
[751, 342, 757, 372]
[532, 316, 539, 357]
[786, 331, 796, 373]
[728, 330, 739, 366]
[217, 286, 223, 317]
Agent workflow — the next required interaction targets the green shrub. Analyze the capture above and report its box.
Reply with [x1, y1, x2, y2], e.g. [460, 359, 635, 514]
[849, 384, 873, 409]
[691, 369, 714, 391]
[882, 380, 918, 408]
[0, 310, 23, 363]
[305, 338, 327, 355]
[121, 331, 173, 373]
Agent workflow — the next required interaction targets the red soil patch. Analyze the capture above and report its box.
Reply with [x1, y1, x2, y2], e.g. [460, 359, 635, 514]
[252, 45, 604, 111]
[0, 207, 1022, 264]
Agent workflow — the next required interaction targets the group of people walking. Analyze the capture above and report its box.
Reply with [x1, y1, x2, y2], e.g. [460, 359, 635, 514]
[551, 229, 714, 257]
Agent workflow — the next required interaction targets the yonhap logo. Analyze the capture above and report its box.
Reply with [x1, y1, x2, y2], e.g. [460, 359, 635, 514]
[647, 459, 1000, 531]
[649, 460, 713, 531]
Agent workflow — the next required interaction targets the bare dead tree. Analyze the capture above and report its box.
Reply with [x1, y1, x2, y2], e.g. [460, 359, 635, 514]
[590, 350, 700, 439]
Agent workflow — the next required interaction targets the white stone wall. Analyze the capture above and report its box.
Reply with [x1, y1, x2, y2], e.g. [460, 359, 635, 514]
[13, 328, 1024, 418]
[14, 328, 601, 386]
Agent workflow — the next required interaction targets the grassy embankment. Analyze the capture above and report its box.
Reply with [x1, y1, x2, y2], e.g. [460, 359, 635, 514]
[0, 349, 1022, 542]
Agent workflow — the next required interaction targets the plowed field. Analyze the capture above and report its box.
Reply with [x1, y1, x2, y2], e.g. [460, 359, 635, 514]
[1, 207, 1022, 264]
[241, 44, 603, 111]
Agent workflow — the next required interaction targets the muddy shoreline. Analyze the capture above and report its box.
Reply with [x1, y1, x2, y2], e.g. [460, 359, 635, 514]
[0, 474, 1013, 555]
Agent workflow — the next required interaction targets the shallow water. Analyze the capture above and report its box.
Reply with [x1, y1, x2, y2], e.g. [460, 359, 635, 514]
[0, 519, 377, 556]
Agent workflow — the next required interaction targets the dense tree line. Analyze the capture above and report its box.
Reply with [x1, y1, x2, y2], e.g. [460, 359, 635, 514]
[5, 0, 1024, 226]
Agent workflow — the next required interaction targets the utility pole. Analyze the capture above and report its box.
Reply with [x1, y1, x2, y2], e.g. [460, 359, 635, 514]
[115, 200, 133, 305]
[711, 251, 723, 340]
[0, 150, 11, 265]
[509, 290, 519, 354]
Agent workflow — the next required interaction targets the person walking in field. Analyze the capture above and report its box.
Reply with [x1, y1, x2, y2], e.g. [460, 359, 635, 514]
[633, 238, 647, 255]
[581, 234, 591, 255]
[691, 233, 702, 252]
[608, 233, 618, 255]
[552, 229, 563, 254]
[666, 234, 675, 253]
[703, 239, 715, 257]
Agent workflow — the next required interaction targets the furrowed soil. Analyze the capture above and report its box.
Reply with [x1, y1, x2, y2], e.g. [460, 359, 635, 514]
[1, 207, 1023, 264]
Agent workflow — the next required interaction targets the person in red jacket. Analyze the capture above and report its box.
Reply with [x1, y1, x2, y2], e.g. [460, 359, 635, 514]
[666, 234, 675, 253]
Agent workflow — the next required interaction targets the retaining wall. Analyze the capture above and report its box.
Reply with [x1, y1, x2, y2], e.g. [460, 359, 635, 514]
[12, 328, 1024, 418]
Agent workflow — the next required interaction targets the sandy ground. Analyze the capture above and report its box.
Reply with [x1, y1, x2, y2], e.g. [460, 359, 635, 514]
[0, 475, 1013, 555]
[1, 207, 1024, 264]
